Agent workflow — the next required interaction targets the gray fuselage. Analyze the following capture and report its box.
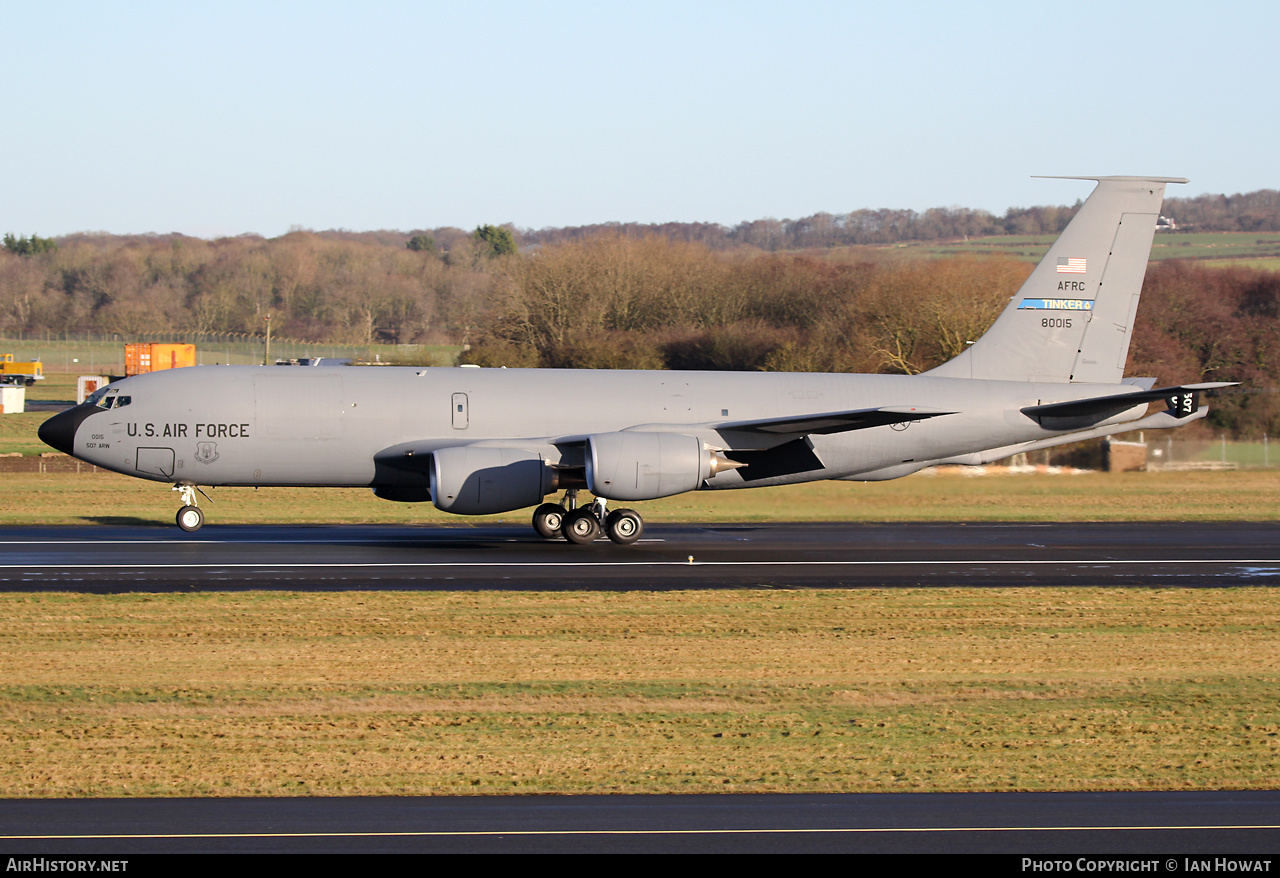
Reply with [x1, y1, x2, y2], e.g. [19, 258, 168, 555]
[58, 364, 1142, 494]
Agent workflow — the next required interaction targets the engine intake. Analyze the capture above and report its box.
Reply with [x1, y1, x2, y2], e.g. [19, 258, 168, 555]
[430, 445, 555, 514]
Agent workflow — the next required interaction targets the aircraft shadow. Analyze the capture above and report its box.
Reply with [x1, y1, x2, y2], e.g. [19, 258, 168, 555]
[79, 516, 168, 527]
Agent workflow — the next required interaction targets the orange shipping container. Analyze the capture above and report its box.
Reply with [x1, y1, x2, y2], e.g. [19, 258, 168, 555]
[125, 343, 196, 376]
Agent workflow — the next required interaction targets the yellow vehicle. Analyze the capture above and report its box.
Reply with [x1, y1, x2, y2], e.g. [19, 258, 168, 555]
[0, 354, 43, 386]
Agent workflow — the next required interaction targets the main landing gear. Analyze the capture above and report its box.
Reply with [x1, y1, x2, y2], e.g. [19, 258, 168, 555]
[532, 490, 643, 545]
[173, 484, 205, 532]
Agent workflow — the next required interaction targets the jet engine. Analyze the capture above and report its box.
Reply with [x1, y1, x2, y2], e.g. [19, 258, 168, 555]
[586, 431, 721, 501]
[430, 445, 555, 514]
[372, 485, 432, 503]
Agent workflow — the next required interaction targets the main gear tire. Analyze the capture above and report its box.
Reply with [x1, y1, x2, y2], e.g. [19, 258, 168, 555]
[604, 509, 643, 545]
[532, 503, 565, 539]
[562, 508, 601, 545]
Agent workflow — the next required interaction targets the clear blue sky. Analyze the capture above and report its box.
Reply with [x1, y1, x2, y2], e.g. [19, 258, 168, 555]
[2, 0, 1275, 238]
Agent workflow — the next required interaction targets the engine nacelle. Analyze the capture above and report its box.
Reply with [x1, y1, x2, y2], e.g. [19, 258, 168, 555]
[586, 431, 709, 501]
[430, 445, 555, 515]
[372, 485, 432, 503]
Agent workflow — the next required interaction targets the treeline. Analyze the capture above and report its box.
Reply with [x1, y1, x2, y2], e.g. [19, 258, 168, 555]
[1129, 261, 1280, 436]
[1162, 189, 1280, 233]
[464, 237, 1023, 376]
[511, 188, 1280, 251]
[11, 187, 1278, 262]
[518, 205, 1067, 251]
[56, 186, 1269, 257]
[1, 230, 1277, 435]
[0, 231, 496, 345]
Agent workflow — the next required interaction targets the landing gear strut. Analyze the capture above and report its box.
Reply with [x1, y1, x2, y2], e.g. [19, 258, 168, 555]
[173, 484, 205, 532]
[530, 490, 644, 545]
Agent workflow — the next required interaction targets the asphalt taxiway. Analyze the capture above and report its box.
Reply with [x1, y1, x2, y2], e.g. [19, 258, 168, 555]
[2, 790, 1279, 854]
[1, 520, 1278, 592]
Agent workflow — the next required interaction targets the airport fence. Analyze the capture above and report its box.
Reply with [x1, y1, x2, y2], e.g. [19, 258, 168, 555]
[0, 332, 460, 373]
[1011, 434, 1277, 471]
[1145, 435, 1276, 470]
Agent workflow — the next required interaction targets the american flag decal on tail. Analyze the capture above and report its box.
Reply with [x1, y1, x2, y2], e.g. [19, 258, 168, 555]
[1056, 257, 1087, 274]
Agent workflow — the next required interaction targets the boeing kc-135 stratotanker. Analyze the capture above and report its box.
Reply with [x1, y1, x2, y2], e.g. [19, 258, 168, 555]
[39, 176, 1233, 543]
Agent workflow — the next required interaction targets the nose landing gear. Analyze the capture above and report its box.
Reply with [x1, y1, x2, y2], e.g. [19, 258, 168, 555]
[173, 484, 206, 532]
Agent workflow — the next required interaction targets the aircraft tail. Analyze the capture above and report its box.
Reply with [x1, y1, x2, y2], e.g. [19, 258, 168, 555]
[927, 176, 1186, 383]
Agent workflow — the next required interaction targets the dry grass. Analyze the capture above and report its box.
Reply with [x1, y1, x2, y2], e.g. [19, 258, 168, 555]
[1, 589, 1277, 797]
[4, 468, 1280, 526]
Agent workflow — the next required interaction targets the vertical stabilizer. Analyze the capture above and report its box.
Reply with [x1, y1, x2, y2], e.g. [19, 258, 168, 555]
[928, 176, 1186, 383]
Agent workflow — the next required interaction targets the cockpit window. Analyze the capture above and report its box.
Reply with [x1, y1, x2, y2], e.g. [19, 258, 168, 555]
[85, 388, 130, 409]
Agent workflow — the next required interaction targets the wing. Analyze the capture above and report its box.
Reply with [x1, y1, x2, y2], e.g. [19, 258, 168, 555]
[714, 405, 955, 436]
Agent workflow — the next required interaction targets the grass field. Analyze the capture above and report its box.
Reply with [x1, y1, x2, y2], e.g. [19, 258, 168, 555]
[901, 231, 1280, 270]
[0, 412, 53, 457]
[1, 588, 1276, 797]
[3, 468, 1280, 526]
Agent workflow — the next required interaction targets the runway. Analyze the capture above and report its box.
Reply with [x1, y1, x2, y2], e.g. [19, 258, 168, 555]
[2, 790, 1279, 854]
[1, 520, 1278, 591]
[4, 522, 1279, 854]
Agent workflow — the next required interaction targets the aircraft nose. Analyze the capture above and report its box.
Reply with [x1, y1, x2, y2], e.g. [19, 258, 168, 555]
[38, 407, 84, 455]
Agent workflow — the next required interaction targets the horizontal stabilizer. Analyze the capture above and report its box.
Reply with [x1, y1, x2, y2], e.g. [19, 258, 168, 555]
[718, 405, 954, 435]
[1022, 382, 1237, 423]
[934, 405, 1211, 468]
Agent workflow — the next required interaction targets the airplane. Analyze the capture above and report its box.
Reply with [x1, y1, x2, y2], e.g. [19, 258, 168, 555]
[39, 176, 1234, 544]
